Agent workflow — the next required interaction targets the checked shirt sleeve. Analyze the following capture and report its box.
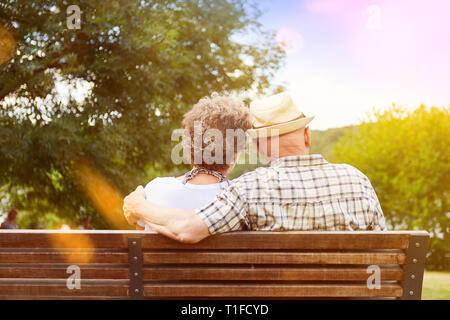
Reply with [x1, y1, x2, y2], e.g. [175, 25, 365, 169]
[367, 186, 387, 231]
[195, 185, 249, 235]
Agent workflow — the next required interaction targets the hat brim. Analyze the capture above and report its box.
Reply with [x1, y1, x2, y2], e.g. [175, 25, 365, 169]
[247, 115, 315, 139]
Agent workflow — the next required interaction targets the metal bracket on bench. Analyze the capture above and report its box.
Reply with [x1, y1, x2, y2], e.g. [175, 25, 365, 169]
[128, 237, 144, 300]
[401, 234, 429, 300]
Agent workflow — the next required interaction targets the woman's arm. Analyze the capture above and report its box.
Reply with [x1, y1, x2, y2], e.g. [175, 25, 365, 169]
[123, 186, 210, 243]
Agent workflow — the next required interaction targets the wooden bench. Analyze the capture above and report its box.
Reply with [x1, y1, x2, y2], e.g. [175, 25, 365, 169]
[0, 230, 428, 300]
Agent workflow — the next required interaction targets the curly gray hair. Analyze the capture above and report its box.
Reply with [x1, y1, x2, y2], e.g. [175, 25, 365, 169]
[181, 93, 251, 171]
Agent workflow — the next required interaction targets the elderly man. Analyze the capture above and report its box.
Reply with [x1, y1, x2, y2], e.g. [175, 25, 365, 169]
[123, 92, 386, 243]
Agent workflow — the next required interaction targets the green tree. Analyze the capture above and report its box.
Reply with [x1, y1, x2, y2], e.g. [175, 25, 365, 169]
[310, 126, 352, 162]
[334, 105, 450, 269]
[0, 0, 284, 228]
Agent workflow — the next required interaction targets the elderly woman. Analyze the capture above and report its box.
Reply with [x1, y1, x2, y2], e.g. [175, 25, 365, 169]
[138, 94, 251, 230]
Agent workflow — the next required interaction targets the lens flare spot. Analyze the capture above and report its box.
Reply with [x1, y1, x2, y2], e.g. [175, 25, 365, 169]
[276, 28, 304, 54]
[0, 25, 15, 65]
[50, 231, 95, 264]
[74, 158, 130, 229]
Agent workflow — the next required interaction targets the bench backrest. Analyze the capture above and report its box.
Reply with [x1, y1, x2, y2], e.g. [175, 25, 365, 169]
[0, 230, 429, 299]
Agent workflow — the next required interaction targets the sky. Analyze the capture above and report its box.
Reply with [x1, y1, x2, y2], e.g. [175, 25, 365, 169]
[10, 1, 449, 131]
[257, 0, 450, 129]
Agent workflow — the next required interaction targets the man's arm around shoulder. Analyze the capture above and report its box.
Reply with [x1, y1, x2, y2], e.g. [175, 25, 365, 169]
[123, 186, 210, 243]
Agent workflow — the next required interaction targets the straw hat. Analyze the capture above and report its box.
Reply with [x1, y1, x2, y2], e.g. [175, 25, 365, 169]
[247, 92, 314, 138]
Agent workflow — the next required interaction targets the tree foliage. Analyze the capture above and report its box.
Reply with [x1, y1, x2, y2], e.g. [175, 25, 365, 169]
[334, 105, 450, 269]
[310, 126, 352, 162]
[0, 0, 284, 227]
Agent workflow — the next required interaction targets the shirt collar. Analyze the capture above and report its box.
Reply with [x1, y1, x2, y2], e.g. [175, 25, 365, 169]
[270, 154, 328, 168]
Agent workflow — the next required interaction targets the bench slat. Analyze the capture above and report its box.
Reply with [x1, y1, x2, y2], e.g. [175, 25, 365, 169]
[0, 251, 128, 264]
[141, 266, 404, 281]
[0, 231, 418, 249]
[0, 265, 404, 281]
[0, 283, 129, 297]
[142, 232, 412, 250]
[0, 266, 128, 279]
[143, 283, 403, 297]
[0, 295, 128, 300]
[143, 251, 406, 265]
[0, 250, 405, 265]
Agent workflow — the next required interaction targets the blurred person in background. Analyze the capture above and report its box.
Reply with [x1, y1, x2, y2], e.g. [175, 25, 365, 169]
[1, 208, 19, 229]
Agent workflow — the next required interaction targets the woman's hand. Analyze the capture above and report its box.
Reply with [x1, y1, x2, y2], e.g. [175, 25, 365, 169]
[123, 185, 147, 228]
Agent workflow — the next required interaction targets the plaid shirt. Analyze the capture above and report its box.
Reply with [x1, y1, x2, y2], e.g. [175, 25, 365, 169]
[195, 154, 386, 234]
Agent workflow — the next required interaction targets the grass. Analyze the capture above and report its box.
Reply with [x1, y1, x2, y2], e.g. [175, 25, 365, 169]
[422, 271, 450, 300]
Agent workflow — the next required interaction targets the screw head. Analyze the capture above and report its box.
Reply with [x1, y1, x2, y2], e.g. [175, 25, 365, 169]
[133, 256, 138, 261]
[415, 242, 420, 248]
[409, 291, 414, 296]
[132, 241, 137, 245]
[410, 274, 415, 280]
[134, 289, 139, 294]
[413, 258, 418, 264]
[134, 272, 139, 277]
